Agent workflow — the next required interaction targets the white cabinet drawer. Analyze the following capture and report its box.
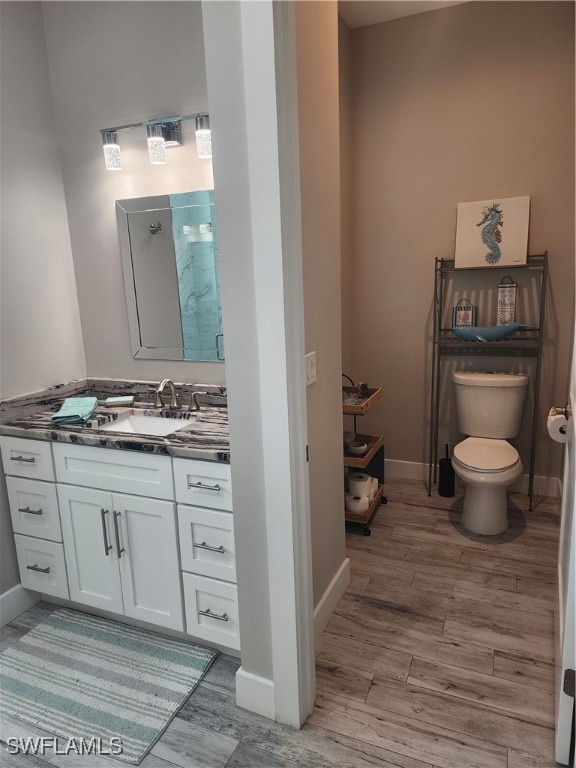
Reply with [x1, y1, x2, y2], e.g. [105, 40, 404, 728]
[183, 573, 240, 651]
[178, 505, 236, 582]
[14, 535, 69, 600]
[173, 459, 232, 511]
[1, 437, 54, 482]
[7, 477, 62, 542]
[53, 443, 173, 500]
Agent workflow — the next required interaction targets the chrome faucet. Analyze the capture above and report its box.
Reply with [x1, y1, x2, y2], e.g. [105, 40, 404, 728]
[189, 392, 201, 411]
[154, 379, 180, 409]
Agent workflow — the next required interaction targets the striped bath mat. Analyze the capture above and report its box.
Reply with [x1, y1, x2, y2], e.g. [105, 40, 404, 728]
[0, 608, 217, 764]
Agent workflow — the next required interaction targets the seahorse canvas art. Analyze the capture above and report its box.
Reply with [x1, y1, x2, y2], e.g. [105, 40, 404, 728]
[477, 202, 504, 264]
[454, 196, 529, 268]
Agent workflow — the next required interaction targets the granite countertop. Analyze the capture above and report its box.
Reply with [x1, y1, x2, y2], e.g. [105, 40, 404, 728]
[0, 378, 231, 463]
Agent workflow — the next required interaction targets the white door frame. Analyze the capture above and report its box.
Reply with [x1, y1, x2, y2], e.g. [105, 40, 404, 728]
[202, 0, 315, 727]
[555, 290, 576, 763]
[266, 0, 316, 725]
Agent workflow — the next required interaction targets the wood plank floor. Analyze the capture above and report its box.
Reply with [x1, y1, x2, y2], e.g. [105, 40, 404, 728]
[0, 479, 561, 767]
[316, 479, 560, 768]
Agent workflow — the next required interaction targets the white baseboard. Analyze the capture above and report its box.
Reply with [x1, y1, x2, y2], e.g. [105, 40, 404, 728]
[235, 667, 275, 720]
[385, 459, 428, 482]
[313, 557, 350, 642]
[0, 584, 39, 627]
[386, 459, 561, 498]
[511, 473, 562, 498]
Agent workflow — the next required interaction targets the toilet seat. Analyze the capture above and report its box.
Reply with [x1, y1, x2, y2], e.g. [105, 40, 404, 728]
[453, 437, 519, 473]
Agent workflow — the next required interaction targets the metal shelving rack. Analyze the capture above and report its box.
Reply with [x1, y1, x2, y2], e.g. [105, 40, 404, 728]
[428, 252, 548, 510]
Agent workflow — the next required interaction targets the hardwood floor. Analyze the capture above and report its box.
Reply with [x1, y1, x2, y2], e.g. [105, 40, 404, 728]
[316, 479, 560, 768]
[0, 479, 561, 767]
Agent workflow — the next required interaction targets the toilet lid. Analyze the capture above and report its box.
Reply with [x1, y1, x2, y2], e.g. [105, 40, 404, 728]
[453, 437, 519, 472]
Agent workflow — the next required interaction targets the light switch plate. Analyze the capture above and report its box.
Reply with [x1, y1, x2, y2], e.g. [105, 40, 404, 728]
[305, 351, 317, 386]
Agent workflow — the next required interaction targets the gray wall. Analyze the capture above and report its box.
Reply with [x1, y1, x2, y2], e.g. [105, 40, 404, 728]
[0, 2, 87, 594]
[296, 2, 346, 606]
[41, 1, 224, 385]
[341, 1, 574, 481]
[339, 17, 354, 379]
[1, 2, 86, 401]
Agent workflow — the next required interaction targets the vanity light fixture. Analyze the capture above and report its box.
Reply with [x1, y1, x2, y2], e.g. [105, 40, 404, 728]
[102, 130, 122, 171]
[161, 121, 182, 147]
[195, 115, 212, 159]
[100, 112, 211, 171]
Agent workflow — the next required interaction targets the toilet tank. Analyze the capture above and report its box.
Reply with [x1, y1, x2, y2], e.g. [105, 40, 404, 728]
[453, 372, 528, 438]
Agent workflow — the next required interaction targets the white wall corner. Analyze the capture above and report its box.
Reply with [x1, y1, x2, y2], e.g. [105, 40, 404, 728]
[235, 667, 275, 720]
[313, 557, 350, 642]
[0, 584, 39, 627]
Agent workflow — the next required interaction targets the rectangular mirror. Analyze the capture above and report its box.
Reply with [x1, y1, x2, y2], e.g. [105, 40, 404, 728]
[116, 190, 224, 362]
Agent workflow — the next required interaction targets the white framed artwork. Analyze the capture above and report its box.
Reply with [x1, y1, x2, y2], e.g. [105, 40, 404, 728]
[454, 196, 530, 268]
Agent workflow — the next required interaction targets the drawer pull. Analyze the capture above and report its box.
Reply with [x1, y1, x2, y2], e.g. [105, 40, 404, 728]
[187, 480, 221, 492]
[26, 564, 50, 574]
[113, 511, 125, 558]
[198, 608, 229, 622]
[100, 509, 113, 556]
[19, 506, 43, 516]
[193, 541, 225, 554]
[11, 455, 36, 464]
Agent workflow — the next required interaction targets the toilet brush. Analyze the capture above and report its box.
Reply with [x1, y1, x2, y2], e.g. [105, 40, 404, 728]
[438, 443, 455, 498]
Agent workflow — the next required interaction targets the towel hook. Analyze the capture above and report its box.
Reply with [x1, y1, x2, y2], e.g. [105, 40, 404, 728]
[149, 222, 162, 234]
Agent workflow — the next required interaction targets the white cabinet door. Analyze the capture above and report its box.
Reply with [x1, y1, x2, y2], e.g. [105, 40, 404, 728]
[115, 495, 183, 632]
[58, 485, 124, 614]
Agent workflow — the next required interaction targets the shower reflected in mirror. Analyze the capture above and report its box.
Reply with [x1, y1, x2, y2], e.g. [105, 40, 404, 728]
[116, 191, 223, 362]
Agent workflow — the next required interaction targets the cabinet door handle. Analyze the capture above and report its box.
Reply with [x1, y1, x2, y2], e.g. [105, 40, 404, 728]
[19, 506, 43, 516]
[193, 541, 225, 554]
[26, 564, 50, 574]
[100, 509, 113, 556]
[11, 455, 36, 463]
[198, 608, 229, 622]
[187, 480, 221, 492]
[113, 511, 125, 558]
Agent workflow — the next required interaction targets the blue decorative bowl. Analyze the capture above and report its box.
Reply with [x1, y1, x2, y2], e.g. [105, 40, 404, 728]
[452, 323, 532, 342]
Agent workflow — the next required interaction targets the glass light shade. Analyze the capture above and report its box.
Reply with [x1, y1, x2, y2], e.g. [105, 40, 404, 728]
[147, 124, 166, 165]
[102, 131, 122, 171]
[195, 115, 212, 159]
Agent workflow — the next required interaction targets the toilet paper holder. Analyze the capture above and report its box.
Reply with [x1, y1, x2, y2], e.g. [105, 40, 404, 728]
[550, 405, 571, 431]
[548, 405, 571, 444]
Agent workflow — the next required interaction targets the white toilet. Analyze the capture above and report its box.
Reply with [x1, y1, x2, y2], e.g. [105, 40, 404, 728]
[452, 372, 528, 535]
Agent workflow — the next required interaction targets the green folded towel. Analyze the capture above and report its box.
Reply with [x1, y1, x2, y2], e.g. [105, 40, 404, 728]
[51, 397, 98, 425]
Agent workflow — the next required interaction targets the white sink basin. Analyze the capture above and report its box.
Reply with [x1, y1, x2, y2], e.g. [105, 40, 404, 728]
[101, 414, 192, 437]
